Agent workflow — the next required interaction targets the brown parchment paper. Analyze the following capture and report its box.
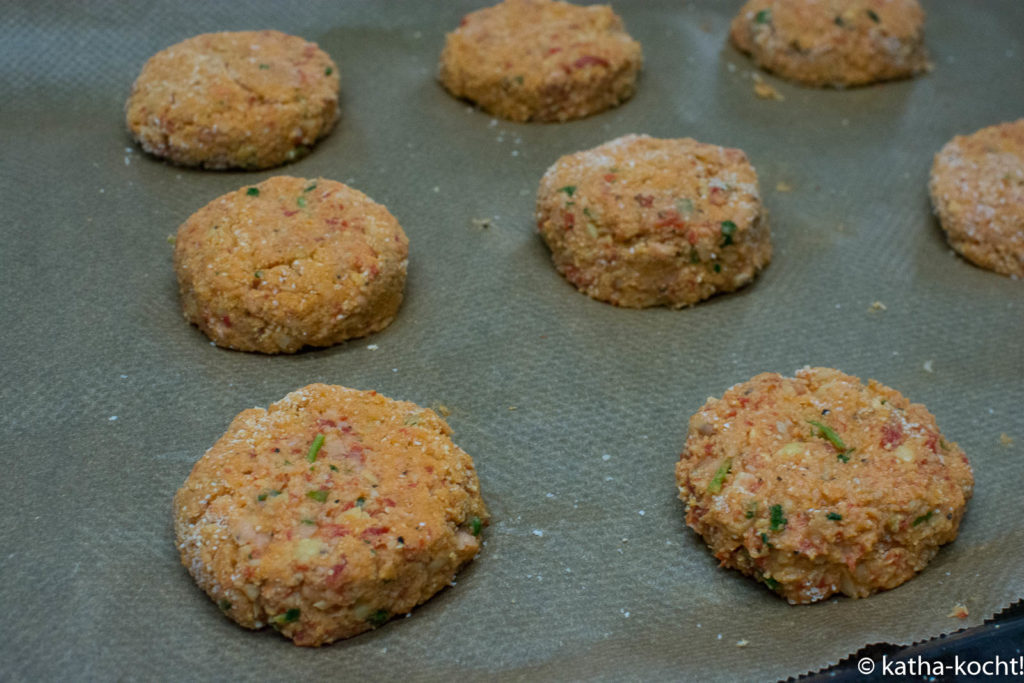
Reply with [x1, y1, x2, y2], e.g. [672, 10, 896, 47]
[1, 1, 1022, 680]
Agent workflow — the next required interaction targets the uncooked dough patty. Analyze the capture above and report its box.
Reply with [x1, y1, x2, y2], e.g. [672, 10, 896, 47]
[126, 30, 340, 169]
[676, 367, 973, 604]
[929, 119, 1024, 278]
[173, 176, 408, 353]
[174, 383, 489, 646]
[730, 0, 929, 87]
[439, 0, 643, 122]
[536, 134, 771, 308]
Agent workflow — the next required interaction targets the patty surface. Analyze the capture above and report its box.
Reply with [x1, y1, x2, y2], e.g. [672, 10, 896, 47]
[676, 367, 973, 604]
[730, 0, 929, 87]
[929, 119, 1024, 278]
[439, 0, 642, 122]
[173, 176, 408, 354]
[126, 30, 339, 169]
[536, 134, 771, 308]
[174, 384, 489, 646]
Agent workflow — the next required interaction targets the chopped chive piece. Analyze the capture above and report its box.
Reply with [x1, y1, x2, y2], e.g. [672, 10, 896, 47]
[257, 492, 268, 502]
[939, 438, 950, 450]
[258, 63, 269, 70]
[219, 599, 232, 610]
[254, 270, 263, 279]
[867, 9, 880, 22]
[272, 608, 300, 624]
[246, 187, 260, 197]
[713, 263, 722, 273]
[826, 512, 843, 521]
[769, 504, 787, 531]
[763, 576, 781, 591]
[912, 511, 933, 526]
[720, 220, 738, 246]
[257, 489, 281, 502]
[469, 516, 482, 536]
[307, 490, 328, 503]
[755, 9, 771, 24]
[304, 183, 317, 192]
[367, 609, 390, 627]
[306, 433, 325, 462]
[707, 458, 732, 494]
[558, 185, 577, 197]
[760, 532, 771, 548]
[296, 196, 307, 208]
[325, 66, 333, 76]
[301, 518, 316, 525]
[329, 464, 339, 472]
[808, 419, 852, 461]
[834, 16, 845, 27]
[356, 496, 366, 508]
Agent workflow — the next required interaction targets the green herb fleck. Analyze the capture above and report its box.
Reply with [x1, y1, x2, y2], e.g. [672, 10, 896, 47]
[367, 609, 390, 627]
[296, 196, 307, 209]
[807, 419, 851, 460]
[514, 75, 524, 85]
[834, 15, 845, 27]
[307, 490, 328, 503]
[257, 489, 281, 502]
[867, 9, 880, 23]
[720, 220, 737, 246]
[939, 438, 950, 450]
[219, 599, 232, 610]
[304, 183, 317, 192]
[272, 608, 300, 624]
[469, 516, 482, 536]
[325, 66, 333, 76]
[356, 497, 366, 508]
[254, 270, 263, 279]
[769, 504, 787, 531]
[763, 576, 781, 591]
[913, 511, 933, 527]
[166, 234, 177, 245]
[755, 9, 771, 24]
[301, 518, 316, 525]
[257, 492, 268, 502]
[258, 63, 269, 70]
[689, 249, 701, 265]
[826, 512, 843, 521]
[329, 464, 339, 472]
[760, 532, 772, 548]
[246, 187, 260, 197]
[745, 501, 758, 519]
[306, 433, 325, 463]
[713, 263, 722, 273]
[558, 185, 577, 197]
[707, 458, 732, 494]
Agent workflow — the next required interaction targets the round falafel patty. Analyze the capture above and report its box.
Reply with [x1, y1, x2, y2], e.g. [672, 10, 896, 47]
[126, 30, 340, 169]
[439, 0, 642, 122]
[729, 0, 930, 87]
[536, 134, 771, 308]
[173, 176, 408, 354]
[929, 119, 1024, 278]
[676, 367, 973, 604]
[173, 384, 489, 646]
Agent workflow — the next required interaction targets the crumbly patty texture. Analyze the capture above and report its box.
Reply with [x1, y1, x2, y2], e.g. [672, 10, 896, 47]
[676, 367, 973, 604]
[929, 119, 1024, 278]
[439, 0, 642, 122]
[536, 134, 771, 308]
[729, 0, 929, 87]
[173, 176, 408, 354]
[126, 31, 340, 169]
[174, 384, 489, 646]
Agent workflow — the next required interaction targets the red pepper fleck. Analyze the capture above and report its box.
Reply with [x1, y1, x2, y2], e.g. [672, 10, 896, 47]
[709, 186, 727, 206]
[686, 229, 699, 245]
[547, 47, 562, 55]
[325, 560, 348, 585]
[317, 418, 337, 429]
[222, 315, 232, 328]
[654, 210, 686, 230]
[881, 422, 904, 449]
[322, 524, 350, 538]
[924, 433, 939, 453]
[563, 212, 575, 230]
[459, 16, 468, 26]
[634, 194, 654, 207]
[603, 173, 617, 182]
[574, 55, 610, 69]
[283, 209, 299, 217]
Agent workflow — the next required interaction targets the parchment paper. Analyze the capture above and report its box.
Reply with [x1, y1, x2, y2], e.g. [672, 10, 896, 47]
[1, 1, 1022, 680]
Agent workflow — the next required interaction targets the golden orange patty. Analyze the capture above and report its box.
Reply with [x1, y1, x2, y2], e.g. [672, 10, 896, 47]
[439, 0, 642, 122]
[730, 0, 929, 87]
[929, 119, 1024, 278]
[174, 384, 489, 646]
[173, 176, 408, 354]
[676, 367, 973, 604]
[536, 134, 771, 308]
[126, 30, 339, 169]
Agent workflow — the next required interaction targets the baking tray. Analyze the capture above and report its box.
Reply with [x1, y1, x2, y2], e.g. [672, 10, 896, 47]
[1, 1, 1022, 680]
